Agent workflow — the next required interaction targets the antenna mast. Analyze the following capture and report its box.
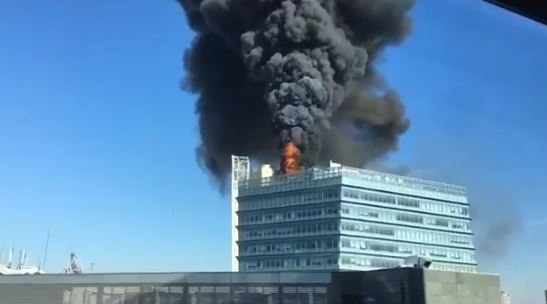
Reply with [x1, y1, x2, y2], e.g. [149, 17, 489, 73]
[42, 228, 50, 271]
[8, 247, 13, 268]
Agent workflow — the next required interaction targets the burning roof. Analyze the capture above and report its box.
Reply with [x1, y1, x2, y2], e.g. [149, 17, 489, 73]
[281, 142, 304, 176]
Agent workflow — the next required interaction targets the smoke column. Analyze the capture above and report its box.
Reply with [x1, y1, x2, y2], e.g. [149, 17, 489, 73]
[178, 0, 414, 187]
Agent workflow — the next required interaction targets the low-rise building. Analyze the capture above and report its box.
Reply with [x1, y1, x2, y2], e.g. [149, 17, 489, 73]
[0, 268, 500, 304]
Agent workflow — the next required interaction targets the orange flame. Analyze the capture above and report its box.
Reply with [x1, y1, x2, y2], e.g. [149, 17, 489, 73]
[282, 142, 304, 175]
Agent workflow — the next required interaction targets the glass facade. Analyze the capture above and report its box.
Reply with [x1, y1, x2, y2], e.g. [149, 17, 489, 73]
[237, 165, 477, 273]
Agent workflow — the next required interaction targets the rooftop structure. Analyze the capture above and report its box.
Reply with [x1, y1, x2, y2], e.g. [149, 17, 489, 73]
[501, 290, 511, 304]
[231, 156, 250, 272]
[233, 159, 477, 273]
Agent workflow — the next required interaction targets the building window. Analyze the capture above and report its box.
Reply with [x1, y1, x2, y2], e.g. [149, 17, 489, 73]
[435, 219, 449, 227]
[397, 198, 421, 208]
[339, 188, 470, 219]
[396, 214, 424, 224]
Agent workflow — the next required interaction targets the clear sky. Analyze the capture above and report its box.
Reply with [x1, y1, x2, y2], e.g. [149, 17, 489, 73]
[0, 0, 545, 303]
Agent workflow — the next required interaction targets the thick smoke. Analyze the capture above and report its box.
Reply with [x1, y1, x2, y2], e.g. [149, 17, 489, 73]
[179, 0, 414, 186]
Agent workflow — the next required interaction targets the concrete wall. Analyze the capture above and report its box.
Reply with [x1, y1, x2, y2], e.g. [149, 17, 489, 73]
[331, 268, 426, 304]
[424, 270, 500, 304]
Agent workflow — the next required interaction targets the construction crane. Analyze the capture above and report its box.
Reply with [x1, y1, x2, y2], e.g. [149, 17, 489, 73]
[63, 253, 83, 274]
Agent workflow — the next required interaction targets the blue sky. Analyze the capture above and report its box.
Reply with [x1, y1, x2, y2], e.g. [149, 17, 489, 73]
[0, 0, 545, 302]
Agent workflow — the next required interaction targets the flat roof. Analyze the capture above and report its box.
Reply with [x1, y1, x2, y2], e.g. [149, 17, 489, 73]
[0, 271, 334, 285]
[0, 269, 499, 286]
[0, 269, 423, 286]
[240, 165, 467, 200]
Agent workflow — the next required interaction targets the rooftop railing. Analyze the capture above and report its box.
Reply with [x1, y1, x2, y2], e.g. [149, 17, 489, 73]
[238, 166, 466, 197]
[341, 167, 467, 196]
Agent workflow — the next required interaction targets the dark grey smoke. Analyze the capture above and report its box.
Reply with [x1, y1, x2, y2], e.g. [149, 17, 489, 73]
[470, 189, 522, 260]
[320, 90, 410, 167]
[178, 0, 414, 186]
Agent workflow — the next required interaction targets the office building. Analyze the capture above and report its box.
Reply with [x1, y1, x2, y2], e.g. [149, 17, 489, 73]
[0, 268, 501, 304]
[233, 159, 477, 273]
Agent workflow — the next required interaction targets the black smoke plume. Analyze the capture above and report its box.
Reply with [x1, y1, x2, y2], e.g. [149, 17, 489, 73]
[179, 0, 414, 187]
